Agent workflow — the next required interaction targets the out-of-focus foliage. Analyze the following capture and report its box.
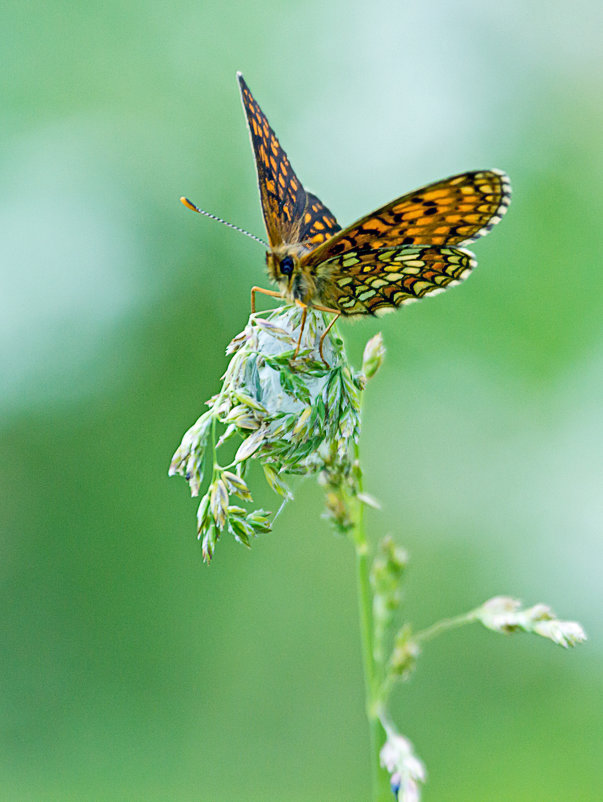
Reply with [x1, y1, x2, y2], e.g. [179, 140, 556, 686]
[2, 2, 601, 799]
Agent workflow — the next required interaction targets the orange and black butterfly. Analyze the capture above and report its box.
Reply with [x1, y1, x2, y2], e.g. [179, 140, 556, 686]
[183, 73, 510, 345]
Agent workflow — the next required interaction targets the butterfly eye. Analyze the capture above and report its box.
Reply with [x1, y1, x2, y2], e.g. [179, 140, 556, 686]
[279, 256, 294, 276]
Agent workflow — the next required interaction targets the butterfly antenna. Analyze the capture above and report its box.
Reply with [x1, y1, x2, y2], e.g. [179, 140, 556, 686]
[180, 197, 268, 248]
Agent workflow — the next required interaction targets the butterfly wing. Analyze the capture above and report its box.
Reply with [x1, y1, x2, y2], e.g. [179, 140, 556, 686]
[299, 191, 341, 247]
[302, 169, 511, 265]
[317, 245, 477, 316]
[237, 73, 341, 248]
[300, 169, 510, 315]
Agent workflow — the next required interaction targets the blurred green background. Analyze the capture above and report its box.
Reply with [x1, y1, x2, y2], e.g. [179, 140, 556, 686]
[2, 1, 602, 800]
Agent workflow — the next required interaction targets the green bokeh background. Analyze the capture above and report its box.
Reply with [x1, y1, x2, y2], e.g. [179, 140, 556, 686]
[2, 2, 602, 800]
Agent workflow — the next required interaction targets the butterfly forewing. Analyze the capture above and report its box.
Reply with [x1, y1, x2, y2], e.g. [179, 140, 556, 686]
[302, 170, 511, 267]
[318, 245, 477, 316]
[237, 74, 341, 248]
[299, 192, 341, 247]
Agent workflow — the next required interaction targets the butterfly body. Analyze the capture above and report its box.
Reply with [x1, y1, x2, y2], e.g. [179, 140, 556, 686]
[237, 72, 511, 321]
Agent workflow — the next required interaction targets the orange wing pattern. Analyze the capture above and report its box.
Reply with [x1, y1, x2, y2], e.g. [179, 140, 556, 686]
[303, 170, 511, 267]
[299, 191, 341, 248]
[318, 245, 477, 316]
[237, 74, 340, 248]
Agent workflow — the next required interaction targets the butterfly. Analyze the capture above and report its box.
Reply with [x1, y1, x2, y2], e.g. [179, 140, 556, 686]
[182, 74, 511, 358]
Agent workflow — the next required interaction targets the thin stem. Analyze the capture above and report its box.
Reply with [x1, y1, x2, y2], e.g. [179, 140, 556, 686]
[414, 609, 479, 644]
[354, 513, 379, 791]
[351, 450, 391, 802]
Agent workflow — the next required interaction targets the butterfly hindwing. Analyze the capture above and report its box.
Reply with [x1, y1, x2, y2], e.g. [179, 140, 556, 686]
[303, 170, 511, 267]
[237, 74, 340, 248]
[317, 245, 477, 316]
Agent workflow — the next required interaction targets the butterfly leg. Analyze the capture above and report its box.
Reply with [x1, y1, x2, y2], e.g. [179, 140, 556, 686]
[293, 301, 308, 358]
[305, 303, 341, 365]
[250, 286, 283, 313]
[317, 311, 341, 364]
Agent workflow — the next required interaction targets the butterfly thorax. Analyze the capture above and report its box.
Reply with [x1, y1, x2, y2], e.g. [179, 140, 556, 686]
[266, 243, 318, 305]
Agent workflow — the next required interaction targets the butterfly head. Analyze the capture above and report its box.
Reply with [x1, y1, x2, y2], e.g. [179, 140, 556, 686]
[266, 245, 316, 305]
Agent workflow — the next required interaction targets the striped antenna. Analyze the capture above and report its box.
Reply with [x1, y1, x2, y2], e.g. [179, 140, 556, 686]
[180, 197, 268, 248]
